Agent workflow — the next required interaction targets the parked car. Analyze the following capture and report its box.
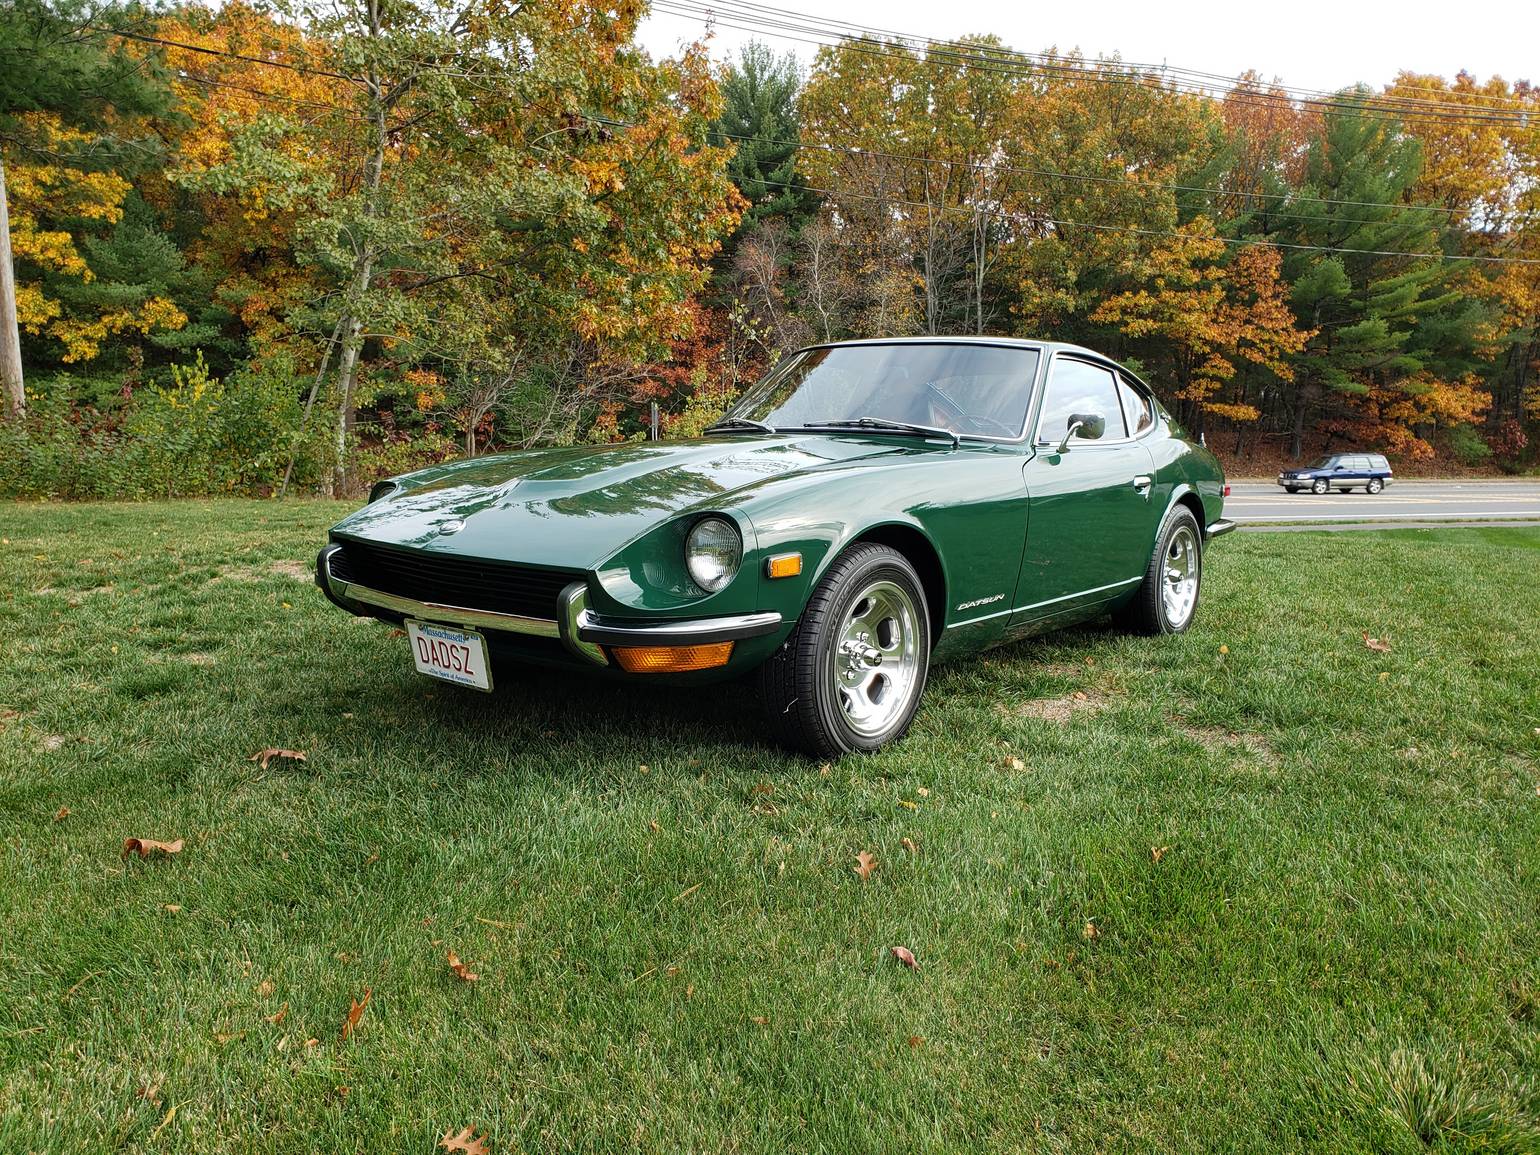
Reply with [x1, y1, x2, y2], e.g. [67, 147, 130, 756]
[1278, 453, 1393, 494]
[317, 338, 1234, 756]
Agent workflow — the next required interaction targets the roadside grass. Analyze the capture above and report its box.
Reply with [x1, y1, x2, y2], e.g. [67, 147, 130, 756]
[1, 501, 1537, 1153]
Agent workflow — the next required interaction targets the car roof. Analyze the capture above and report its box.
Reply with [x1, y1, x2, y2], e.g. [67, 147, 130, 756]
[806, 336, 1096, 357]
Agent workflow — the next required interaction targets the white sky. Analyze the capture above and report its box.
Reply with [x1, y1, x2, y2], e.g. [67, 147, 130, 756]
[638, 0, 1539, 94]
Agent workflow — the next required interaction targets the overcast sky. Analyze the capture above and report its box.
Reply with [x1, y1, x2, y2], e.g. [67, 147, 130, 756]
[637, 0, 1538, 94]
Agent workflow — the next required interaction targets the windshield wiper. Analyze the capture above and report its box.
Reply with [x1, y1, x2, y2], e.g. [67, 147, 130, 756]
[804, 417, 960, 448]
[704, 416, 777, 434]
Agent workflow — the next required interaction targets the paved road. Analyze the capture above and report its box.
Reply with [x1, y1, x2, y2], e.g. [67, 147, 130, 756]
[1225, 479, 1540, 527]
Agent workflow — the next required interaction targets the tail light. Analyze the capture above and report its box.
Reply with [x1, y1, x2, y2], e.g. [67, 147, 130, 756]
[1223, 484, 1231, 497]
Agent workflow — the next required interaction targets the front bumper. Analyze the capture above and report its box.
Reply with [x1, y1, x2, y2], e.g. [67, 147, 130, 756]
[316, 543, 782, 670]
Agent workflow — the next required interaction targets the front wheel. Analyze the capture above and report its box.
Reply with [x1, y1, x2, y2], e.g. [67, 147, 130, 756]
[1311, 478, 1329, 495]
[760, 544, 930, 758]
[1284, 486, 1300, 493]
[1366, 477, 1384, 494]
[1116, 506, 1203, 636]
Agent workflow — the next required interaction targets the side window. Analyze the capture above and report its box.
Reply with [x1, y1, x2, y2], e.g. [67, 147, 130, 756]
[1116, 375, 1155, 436]
[1037, 359, 1127, 442]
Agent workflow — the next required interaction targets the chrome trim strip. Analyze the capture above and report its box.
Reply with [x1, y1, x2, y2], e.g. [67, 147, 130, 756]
[318, 544, 561, 639]
[559, 583, 609, 666]
[1205, 519, 1238, 538]
[947, 575, 1144, 630]
[576, 609, 784, 647]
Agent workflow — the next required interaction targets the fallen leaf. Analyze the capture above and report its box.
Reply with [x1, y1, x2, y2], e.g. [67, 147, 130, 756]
[439, 1126, 489, 1155]
[305, 1037, 319, 1048]
[257, 979, 275, 997]
[638, 763, 649, 774]
[340, 987, 372, 1041]
[1072, 691, 1088, 702]
[163, 904, 181, 914]
[750, 1015, 768, 1026]
[898, 800, 918, 810]
[674, 882, 702, 902]
[916, 786, 930, 797]
[137, 1083, 162, 1105]
[1218, 644, 1229, 655]
[122, 837, 183, 859]
[648, 819, 660, 833]
[266, 1003, 288, 1024]
[900, 837, 918, 854]
[1151, 846, 1170, 863]
[890, 945, 919, 971]
[750, 782, 773, 796]
[818, 763, 831, 776]
[1378, 671, 1390, 681]
[853, 851, 877, 880]
[1005, 756, 1025, 772]
[53, 806, 70, 821]
[249, 748, 306, 770]
[907, 1035, 925, 1048]
[1083, 919, 1100, 940]
[1363, 632, 1391, 653]
[446, 951, 479, 983]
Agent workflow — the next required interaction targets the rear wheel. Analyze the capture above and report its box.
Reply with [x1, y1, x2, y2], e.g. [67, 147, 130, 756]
[1311, 478, 1329, 495]
[1116, 505, 1203, 636]
[1366, 477, 1384, 494]
[759, 544, 930, 758]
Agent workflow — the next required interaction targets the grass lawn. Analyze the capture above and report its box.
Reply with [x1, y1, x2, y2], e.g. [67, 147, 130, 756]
[1, 501, 1538, 1153]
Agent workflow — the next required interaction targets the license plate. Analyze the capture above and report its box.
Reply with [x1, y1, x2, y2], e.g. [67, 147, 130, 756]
[405, 620, 492, 692]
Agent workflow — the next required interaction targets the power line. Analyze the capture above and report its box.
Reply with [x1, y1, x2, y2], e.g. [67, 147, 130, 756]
[687, 0, 1533, 119]
[104, 26, 356, 83]
[655, 0, 1535, 129]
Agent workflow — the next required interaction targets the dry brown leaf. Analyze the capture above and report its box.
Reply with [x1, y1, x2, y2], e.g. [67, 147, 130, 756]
[446, 951, 479, 983]
[819, 763, 831, 777]
[1005, 756, 1025, 771]
[750, 782, 774, 796]
[340, 987, 372, 1041]
[387, 628, 407, 639]
[907, 1035, 925, 1048]
[249, 748, 306, 770]
[916, 786, 930, 797]
[1072, 691, 1088, 702]
[256, 979, 275, 997]
[1363, 632, 1392, 653]
[1083, 919, 1100, 940]
[900, 837, 918, 854]
[1151, 846, 1170, 863]
[266, 1003, 288, 1025]
[439, 1127, 490, 1155]
[163, 904, 181, 914]
[137, 1083, 162, 1105]
[750, 1015, 768, 1026]
[122, 837, 183, 859]
[53, 806, 70, 822]
[890, 945, 919, 971]
[853, 851, 877, 881]
[648, 819, 660, 833]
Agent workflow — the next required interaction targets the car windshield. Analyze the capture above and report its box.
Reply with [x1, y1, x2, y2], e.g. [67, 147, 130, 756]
[721, 343, 1041, 440]
[1309, 457, 1334, 469]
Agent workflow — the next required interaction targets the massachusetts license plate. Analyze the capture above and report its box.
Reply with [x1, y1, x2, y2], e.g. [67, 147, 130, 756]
[405, 620, 492, 692]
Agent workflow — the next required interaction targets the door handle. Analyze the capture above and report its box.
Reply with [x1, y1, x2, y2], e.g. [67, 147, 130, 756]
[1132, 474, 1153, 494]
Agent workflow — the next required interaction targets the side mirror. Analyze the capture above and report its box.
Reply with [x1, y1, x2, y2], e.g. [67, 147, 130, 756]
[1056, 411, 1106, 453]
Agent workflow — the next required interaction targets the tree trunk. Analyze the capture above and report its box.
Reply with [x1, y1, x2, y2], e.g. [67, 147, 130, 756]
[0, 154, 25, 419]
[1290, 383, 1309, 461]
[331, 12, 389, 497]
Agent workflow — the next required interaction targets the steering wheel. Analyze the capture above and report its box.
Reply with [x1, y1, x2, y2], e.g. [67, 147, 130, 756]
[923, 382, 1018, 438]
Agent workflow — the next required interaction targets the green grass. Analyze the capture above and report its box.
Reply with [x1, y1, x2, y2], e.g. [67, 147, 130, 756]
[2, 501, 1538, 1153]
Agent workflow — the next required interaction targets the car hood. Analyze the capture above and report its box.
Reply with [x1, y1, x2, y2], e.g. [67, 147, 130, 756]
[329, 434, 934, 568]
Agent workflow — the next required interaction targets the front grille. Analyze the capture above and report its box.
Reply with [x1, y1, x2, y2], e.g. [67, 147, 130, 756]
[330, 539, 576, 621]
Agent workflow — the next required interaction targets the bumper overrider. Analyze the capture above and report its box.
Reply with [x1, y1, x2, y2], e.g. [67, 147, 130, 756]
[315, 543, 782, 674]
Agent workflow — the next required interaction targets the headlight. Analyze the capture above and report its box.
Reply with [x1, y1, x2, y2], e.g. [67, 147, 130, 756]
[368, 480, 400, 504]
[685, 516, 741, 593]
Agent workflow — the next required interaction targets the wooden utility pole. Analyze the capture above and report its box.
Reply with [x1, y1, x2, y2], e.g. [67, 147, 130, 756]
[0, 153, 25, 418]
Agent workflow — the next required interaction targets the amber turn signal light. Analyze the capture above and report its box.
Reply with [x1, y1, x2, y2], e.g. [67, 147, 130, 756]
[611, 642, 735, 673]
[765, 552, 803, 579]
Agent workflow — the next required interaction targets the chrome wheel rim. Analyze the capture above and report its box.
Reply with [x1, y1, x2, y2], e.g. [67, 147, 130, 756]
[831, 579, 921, 738]
[1161, 525, 1199, 628]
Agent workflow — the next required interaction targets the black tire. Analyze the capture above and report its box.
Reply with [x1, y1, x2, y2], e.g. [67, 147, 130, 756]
[759, 543, 930, 758]
[1115, 505, 1203, 636]
[1284, 486, 1299, 494]
[1366, 477, 1383, 494]
[1311, 478, 1329, 495]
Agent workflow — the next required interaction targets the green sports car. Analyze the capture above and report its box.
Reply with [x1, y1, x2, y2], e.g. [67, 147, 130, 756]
[317, 337, 1234, 757]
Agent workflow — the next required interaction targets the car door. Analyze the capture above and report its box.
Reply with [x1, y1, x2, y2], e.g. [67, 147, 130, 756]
[1011, 355, 1158, 630]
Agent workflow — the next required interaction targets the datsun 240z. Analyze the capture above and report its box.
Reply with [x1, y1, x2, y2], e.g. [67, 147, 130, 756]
[317, 338, 1234, 757]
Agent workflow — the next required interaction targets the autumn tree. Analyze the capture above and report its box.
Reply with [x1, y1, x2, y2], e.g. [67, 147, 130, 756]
[0, 0, 174, 415]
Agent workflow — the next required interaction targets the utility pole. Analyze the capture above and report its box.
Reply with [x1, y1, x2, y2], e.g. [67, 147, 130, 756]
[0, 154, 25, 418]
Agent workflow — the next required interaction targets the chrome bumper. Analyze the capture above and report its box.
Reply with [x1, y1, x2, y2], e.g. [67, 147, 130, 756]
[1205, 519, 1238, 539]
[316, 543, 783, 669]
